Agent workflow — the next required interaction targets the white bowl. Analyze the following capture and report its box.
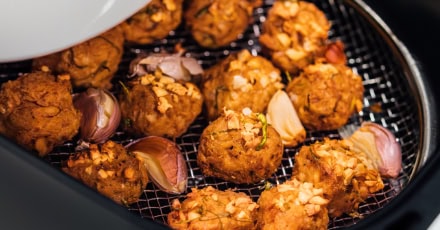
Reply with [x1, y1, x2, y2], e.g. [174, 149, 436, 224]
[0, 0, 150, 63]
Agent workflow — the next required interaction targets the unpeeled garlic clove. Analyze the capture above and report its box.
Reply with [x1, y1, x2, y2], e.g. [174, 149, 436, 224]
[73, 88, 121, 144]
[347, 122, 402, 178]
[266, 90, 306, 147]
[126, 136, 188, 194]
[129, 52, 203, 82]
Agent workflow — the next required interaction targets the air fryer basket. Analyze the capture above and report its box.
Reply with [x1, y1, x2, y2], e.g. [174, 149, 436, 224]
[0, 0, 434, 229]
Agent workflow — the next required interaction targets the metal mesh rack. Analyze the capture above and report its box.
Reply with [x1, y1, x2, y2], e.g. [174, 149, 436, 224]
[0, 0, 424, 229]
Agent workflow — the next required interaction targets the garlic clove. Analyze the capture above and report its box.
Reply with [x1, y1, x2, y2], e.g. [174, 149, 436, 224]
[266, 90, 306, 147]
[126, 136, 188, 194]
[129, 53, 203, 82]
[73, 88, 121, 144]
[347, 122, 402, 178]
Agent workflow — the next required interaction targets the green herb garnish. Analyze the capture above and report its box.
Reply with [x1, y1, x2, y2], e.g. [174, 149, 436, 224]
[195, 4, 211, 18]
[256, 113, 268, 151]
[285, 71, 292, 82]
[119, 81, 130, 97]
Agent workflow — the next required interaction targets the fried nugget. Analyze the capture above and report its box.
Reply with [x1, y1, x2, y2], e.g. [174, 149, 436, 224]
[0, 71, 81, 156]
[32, 25, 125, 89]
[202, 49, 284, 121]
[119, 70, 203, 138]
[198, 108, 283, 184]
[292, 138, 384, 217]
[122, 0, 183, 44]
[184, 0, 260, 48]
[259, 0, 330, 74]
[62, 141, 148, 205]
[257, 178, 329, 230]
[286, 63, 364, 131]
[168, 186, 258, 230]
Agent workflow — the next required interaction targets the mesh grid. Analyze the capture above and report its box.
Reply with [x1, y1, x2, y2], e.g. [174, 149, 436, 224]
[0, 0, 422, 229]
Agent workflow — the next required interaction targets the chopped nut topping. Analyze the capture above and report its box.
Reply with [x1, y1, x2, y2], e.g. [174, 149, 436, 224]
[235, 197, 252, 206]
[242, 107, 252, 116]
[106, 170, 115, 177]
[93, 158, 101, 165]
[40, 65, 51, 72]
[298, 190, 312, 204]
[225, 109, 240, 130]
[304, 204, 321, 216]
[138, 72, 201, 115]
[157, 97, 172, 113]
[166, 82, 187, 96]
[84, 166, 92, 175]
[171, 199, 181, 210]
[247, 203, 258, 211]
[98, 169, 108, 179]
[276, 33, 292, 47]
[277, 184, 297, 193]
[236, 210, 248, 220]
[163, 0, 176, 11]
[151, 12, 164, 22]
[286, 48, 307, 61]
[271, 179, 329, 216]
[309, 196, 329, 205]
[232, 75, 248, 90]
[274, 196, 286, 211]
[90, 149, 100, 160]
[187, 200, 199, 209]
[187, 211, 201, 221]
[57, 74, 71, 81]
[124, 167, 135, 179]
[225, 201, 236, 214]
[152, 86, 169, 97]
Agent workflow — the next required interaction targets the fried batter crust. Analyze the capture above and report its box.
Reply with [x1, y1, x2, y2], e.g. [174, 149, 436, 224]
[202, 49, 284, 121]
[62, 141, 148, 205]
[122, 0, 183, 44]
[119, 71, 203, 138]
[259, 1, 330, 74]
[32, 26, 125, 89]
[184, 0, 259, 48]
[286, 63, 364, 131]
[0, 71, 81, 156]
[198, 109, 283, 184]
[257, 179, 329, 230]
[292, 138, 384, 217]
[168, 186, 258, 230]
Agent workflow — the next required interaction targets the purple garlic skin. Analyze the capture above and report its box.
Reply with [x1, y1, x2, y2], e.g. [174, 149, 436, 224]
[73, 88, 121, 144]
[363, 122, 402, 178]
[126, 136, 188, 194]
[349, 122, 402, 178]
[129, 52, 203, 82]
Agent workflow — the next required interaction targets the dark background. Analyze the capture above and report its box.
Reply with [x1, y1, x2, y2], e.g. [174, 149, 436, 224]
[0, 0, 439, 229]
